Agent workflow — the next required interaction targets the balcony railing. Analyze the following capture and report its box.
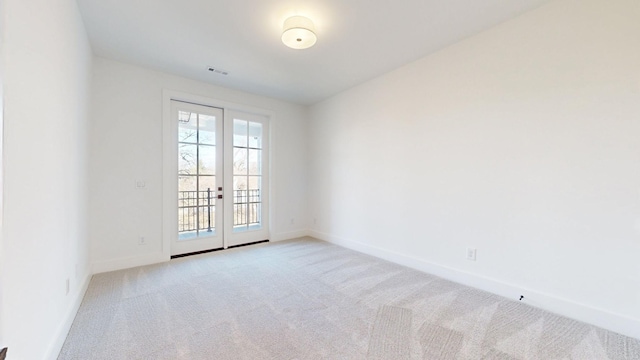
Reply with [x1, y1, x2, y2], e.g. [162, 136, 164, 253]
[233, 189, 261, 227]
[178, 189, 260, 234]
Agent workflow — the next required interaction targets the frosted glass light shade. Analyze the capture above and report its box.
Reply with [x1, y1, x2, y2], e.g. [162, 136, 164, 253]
[281, 16, 317, 49]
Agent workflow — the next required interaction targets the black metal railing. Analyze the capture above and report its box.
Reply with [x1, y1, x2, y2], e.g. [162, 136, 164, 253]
[233, 190, 261, 227]
[178, 189, 214, 233]
[178, 189, 261, 234]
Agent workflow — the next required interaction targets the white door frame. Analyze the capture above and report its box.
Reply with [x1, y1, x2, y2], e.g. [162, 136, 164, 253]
[162, 90, 273, 259]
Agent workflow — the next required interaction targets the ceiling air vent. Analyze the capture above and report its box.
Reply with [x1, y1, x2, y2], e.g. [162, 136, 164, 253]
[207, 66, 229, 76]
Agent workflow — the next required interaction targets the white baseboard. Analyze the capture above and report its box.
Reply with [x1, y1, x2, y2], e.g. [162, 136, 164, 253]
[92, 251, 169, 274]
[270, 229, 310, 242]
[310, 230, 640, 340]
[91, 231, 311, 274]
[44, 273, 91, 360]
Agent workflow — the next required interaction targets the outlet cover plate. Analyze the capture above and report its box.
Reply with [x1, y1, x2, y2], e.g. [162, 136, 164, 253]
[466, 248, 477, 261]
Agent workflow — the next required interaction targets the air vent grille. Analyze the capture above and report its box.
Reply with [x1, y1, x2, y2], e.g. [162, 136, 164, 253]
[207, 66, 229, 76]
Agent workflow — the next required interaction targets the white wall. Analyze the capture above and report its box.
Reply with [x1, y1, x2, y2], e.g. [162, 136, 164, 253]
[89, 58, 308, 272]
[309, 0, 640, 338]
[1, 0, 93, 358]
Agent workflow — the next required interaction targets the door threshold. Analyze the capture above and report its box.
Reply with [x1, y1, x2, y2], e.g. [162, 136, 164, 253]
[170, 239, 269, 259]
[228, 239, 269, 249]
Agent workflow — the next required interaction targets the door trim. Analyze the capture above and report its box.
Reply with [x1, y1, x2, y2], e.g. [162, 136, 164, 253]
[162, 90, 274, 259]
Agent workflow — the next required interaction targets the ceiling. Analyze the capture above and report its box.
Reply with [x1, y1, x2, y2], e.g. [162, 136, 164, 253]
[77, 0, 553, 105]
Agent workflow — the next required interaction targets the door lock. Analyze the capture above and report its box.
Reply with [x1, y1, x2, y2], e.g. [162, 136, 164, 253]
[217, 194, 223, 199]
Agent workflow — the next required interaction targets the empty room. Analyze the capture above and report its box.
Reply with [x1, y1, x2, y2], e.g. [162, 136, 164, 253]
[1, 0, 639, 358]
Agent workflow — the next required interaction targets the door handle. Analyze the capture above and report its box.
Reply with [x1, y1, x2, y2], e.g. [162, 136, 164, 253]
[217, 194, 223, 199]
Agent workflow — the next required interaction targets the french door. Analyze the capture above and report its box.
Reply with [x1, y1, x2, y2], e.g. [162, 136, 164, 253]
[169, 100, 269, 256]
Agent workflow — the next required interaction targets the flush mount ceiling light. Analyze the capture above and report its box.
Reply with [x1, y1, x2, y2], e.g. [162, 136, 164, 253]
[281, 16, 317, 50]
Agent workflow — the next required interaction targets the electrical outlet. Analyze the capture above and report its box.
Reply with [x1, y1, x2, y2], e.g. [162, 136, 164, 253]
[65, 278, 70, 295]
[466, 248, 477, 261]
[138, 236, 146, 245]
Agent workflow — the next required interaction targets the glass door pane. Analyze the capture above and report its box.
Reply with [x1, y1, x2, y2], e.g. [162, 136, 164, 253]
[178, 111, 218, 239]
[232, 119, 263, 232]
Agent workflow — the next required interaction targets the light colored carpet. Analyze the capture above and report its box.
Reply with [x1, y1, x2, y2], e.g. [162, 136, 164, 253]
[58, 237, 640, 359]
